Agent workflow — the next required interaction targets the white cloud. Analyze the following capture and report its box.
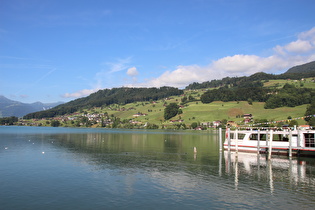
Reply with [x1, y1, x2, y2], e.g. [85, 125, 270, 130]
[62, 88, 99, 98]
[275, 39, 314, 54]
[135, 27, 315, 88]
[127, 67, 138, 76]
[63, 27, 315, 98]
[299, 27, 315, 40]
[105, 57, 132, 73]
[62, 57, 133, 99]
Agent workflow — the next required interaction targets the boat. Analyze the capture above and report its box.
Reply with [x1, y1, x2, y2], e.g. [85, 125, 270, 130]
[223, 127, 315, 156]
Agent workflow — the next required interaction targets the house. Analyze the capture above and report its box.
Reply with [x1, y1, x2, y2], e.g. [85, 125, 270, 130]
[213, 121, 221, 128]
[227, 121, 238, 127]
[299, 125, 311, 130]
[243, 114, 252, 124]
[133, 113, 147, 117]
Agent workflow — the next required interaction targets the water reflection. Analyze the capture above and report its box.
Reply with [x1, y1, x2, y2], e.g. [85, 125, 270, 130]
[224, 151, 315, 194]
[2, 127, 315, 209]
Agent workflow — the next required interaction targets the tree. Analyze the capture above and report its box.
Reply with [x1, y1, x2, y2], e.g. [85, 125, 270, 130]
[247, 98, 253, 105]
[289, 120, 298, 127]
[51, 120, 60, 127]
[304, 101, 315, 122]
[164, 103, 179, 120]
[191, 122, 198, 129]
[181, 96, 188, 103]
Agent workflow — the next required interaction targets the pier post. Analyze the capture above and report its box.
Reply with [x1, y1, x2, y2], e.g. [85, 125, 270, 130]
[257, 129, 260, 154]
[297, 129, 300, 148]
[235, 129, 238, 156]
[219, 128, 222, 152]
[228, 127, 231, 152]
[289, 130, 292, 158]
[268, 130, 273, 160]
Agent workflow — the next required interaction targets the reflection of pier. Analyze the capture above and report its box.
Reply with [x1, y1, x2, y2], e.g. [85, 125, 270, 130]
[220, 150, 314, 193]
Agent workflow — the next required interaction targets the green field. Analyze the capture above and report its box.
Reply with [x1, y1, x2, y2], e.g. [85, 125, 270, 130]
[264, 78, 315, 89]
[86, 94, 308, 127]
[27, 85, 310, 128]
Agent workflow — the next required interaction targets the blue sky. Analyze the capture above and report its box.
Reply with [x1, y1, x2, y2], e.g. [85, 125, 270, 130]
[1, 0, 315, 103]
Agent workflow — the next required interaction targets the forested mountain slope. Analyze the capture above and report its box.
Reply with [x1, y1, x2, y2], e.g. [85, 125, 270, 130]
[185, 60, 315, 90]
[24, 87, 183, 119]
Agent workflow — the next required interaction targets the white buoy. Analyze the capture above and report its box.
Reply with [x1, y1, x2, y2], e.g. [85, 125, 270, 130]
[194, 147, 197, 153]
[42, 151, 45, 154]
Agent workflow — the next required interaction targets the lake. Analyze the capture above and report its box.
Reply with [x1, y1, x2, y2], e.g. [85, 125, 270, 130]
[1, 126, 315, 209]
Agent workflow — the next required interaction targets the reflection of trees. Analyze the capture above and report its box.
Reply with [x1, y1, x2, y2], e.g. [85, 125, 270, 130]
[47, 131, 220, 175]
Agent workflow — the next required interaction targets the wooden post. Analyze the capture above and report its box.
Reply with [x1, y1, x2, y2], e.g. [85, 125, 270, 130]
[268, 130, 273, 160]
[289, 130, 292, 158]
[219, 128, 222, 152]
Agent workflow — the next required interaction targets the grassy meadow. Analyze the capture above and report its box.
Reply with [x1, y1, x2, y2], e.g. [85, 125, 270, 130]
[87, 87, 308, 127]
[28, 79, 314, 128]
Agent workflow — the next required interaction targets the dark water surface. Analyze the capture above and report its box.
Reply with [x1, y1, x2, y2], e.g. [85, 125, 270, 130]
[1, 126, 315, 209]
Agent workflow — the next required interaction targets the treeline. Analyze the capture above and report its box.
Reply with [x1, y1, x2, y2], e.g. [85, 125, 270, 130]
[186, 72, 273, 90]
[185, 71, 315, 90]
[200, 86, 268, 103]
[0, 116, 18, 125]
[264, 84, 315, 108]
[200, 83, 315, 109]
[24, 87, 183, 119]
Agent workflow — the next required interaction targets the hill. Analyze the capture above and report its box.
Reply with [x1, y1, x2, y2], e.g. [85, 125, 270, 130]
[0, 95, 63, 117]
[20, 61, 315, 128]
[24, 87, 184, 119]
[285, 61, 315, 74]
[185, 60, 315, 90]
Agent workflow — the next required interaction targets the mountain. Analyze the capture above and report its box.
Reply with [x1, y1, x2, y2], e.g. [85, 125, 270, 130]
[185, 61, 315, 90]
[24, 87, 184, 119]
[0, 96, 64, 118]
[285, 61, 315, 74]
[22, 61, 315, 120]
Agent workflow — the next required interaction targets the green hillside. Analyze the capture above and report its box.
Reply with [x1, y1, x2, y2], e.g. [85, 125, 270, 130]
[285, 61, 315, 74]
[20, 88, 308, 129]
[16, 61, 315, 128]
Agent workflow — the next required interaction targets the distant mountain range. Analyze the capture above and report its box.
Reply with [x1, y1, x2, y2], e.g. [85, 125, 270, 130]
[0, 96, 64, 118]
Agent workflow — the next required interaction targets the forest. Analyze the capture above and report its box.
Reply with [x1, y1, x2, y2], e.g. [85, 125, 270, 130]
[200, 81, 315, 109]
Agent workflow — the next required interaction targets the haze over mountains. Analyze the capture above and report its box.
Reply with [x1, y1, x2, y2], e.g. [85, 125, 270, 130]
[0, 96, 63, 117]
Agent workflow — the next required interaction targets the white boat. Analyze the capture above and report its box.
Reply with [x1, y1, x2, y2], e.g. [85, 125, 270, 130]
[223, 128, 315, 156]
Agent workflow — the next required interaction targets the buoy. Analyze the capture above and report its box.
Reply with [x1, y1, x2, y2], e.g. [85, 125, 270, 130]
[42, 152, 45, 154]
[194, 147, 197, 153]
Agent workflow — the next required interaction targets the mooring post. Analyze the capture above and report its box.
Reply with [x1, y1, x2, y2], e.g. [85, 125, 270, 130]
[289, 130, 292, 158]
[235, 128, 238, 156]
[257, 129, 260, 154]
[268, 130, 273, 160]
[219, 127, 222, 152]
[228, 127, 231, 152]
[297, 129, 300, 148]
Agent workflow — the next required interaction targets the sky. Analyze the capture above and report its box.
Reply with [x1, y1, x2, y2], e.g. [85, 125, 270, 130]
[1, 0, 315, 104]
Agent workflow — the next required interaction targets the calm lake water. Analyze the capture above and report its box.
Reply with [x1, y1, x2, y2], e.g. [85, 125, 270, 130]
[1, 126, 315, 209]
